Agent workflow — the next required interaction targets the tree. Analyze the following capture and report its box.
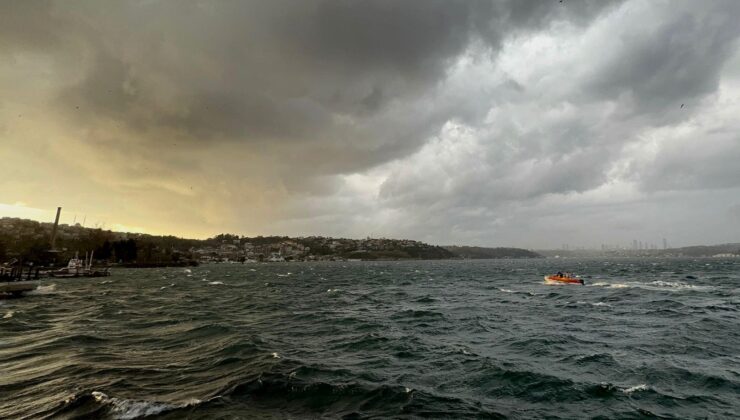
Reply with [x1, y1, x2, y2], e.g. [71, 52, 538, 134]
[113, 239, 137, 263]
[94, 240, 113, 261]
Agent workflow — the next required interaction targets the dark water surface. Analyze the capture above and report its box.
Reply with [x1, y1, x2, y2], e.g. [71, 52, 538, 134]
[1, 258, 739, 419]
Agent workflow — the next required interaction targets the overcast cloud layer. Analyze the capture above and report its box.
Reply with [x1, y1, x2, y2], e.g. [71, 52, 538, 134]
[1, 0, 739, 248]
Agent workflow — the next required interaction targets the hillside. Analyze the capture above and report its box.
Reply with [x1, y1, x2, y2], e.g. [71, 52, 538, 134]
[0, 217, 454, 264]
[444, 246, 543, 259]
[669, 243, 740, 257]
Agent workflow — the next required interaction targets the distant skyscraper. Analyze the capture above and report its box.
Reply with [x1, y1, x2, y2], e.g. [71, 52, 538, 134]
[633, 239, 637, 250]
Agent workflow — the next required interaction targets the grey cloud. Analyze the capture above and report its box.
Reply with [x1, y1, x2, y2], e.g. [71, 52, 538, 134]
[4, 0, 739, 246]
[639, 133, 740, 193]
[6, 1, 620, 171]
[585, 1, 740, 118]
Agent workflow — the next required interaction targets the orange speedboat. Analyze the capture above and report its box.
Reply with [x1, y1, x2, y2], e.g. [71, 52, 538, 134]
[544, 273, 584, 285]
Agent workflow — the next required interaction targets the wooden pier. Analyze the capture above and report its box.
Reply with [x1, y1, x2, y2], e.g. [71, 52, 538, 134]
[0, 281, 39, 296]
[0, 264, 43, 297]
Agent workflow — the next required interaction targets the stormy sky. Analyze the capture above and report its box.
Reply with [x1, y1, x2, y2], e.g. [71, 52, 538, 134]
[1, 0, 739, 248]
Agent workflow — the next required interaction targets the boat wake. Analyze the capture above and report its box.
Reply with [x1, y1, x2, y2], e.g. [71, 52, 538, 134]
[588, 280, 712, 291]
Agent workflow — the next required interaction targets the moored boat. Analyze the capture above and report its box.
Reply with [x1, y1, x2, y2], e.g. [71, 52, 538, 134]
[50, 252, 110, 278]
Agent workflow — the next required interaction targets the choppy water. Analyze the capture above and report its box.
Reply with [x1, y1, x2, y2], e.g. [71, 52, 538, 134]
[1, 258, 739, 419]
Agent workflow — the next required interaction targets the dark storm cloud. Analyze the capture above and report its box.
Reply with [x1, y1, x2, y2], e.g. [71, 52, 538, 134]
[0, 1, 61, 51]
[4, 0, 739, 245]
[3, 0, 621, 175]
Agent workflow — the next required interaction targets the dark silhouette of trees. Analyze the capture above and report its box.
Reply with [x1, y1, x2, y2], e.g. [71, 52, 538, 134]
[94, 240, 113, 260]
[113, 239, 138, 263]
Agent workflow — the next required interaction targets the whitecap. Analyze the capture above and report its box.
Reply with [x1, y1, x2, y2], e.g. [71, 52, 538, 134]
[183, 268, 192, 274]
[208, 281, 225, 285]
[575, 300, 612, 307]
[621, 384, 650, 394]
[271, 352, 281, 359]
[498, 288, 515, 293]
[647, 280, 711, 291]
[327, 288, 339, 293]
[3, 310, 14, 319]
[90, 391, 199, 420]
[28, 284, 56, 295]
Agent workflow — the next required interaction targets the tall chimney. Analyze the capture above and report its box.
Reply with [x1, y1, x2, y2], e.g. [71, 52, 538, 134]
[50, 207, 62, 250]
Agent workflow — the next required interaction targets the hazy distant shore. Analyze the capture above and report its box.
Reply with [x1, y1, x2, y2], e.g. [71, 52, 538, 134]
[2, 217, 737, 268]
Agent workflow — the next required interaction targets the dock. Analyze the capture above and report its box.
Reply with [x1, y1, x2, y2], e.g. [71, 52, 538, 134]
[0, 281, 39, 296]
[1, 264, 44, 297]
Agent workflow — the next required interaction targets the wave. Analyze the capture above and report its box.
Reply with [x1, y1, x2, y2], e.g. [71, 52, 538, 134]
[213, 372, 506, 418]
[585, 382, 650, 398]
[622, 383, 650, 394]
[54, 391, 201, 419]
[564, 353, 619, 366]
[570, 300, 612, 307]
[92, 391, 193, 419]
[391, 309, 447, 320]
[26, 284, 57, 295]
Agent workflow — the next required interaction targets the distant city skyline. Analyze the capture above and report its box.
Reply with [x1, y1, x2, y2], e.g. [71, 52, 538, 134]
[2, 1, 740, 248]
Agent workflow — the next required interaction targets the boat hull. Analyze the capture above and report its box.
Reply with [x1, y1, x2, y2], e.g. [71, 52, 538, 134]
[544, 275, 584, 285]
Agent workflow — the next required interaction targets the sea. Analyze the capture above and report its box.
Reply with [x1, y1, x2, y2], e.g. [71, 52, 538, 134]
[1, 258, 738, 419]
